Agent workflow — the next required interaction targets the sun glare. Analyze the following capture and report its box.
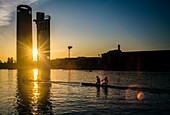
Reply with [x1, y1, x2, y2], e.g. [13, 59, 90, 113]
[33, 49, 38, 61]
[137, 92, 144, 101]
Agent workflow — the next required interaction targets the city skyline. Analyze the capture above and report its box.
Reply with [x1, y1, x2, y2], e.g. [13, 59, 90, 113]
[0, 0, 170, 62]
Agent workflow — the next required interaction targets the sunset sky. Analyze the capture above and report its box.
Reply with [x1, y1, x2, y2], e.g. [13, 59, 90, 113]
[0, 0, 170, 62]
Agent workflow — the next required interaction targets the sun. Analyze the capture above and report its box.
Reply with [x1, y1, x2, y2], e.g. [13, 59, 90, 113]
[33, 49, 38, 61]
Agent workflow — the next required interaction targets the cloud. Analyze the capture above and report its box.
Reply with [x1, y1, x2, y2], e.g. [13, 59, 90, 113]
[0, 0, 40, 26]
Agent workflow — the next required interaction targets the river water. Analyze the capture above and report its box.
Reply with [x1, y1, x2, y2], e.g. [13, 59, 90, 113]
[0, 69, 170, 114]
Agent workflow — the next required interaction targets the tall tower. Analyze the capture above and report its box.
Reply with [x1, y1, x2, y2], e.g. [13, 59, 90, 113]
[34, 12, 51, 69]
[17, 5, 33, 67]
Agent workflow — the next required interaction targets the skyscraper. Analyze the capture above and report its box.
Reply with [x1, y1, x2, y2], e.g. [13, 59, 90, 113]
[34, 12, 51, 69]
[17, 5, 33, 67]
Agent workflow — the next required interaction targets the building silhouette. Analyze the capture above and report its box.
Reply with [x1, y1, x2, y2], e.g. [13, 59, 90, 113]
[34, 12, 51, 69]
[17, 5, 33, 67]
[102, 45, 170, 71]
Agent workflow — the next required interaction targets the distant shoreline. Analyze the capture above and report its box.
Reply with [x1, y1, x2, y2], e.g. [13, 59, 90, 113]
[0, 66, 170, 72]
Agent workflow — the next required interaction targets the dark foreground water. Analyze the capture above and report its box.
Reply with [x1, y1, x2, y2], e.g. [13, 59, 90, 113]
[0, 69, 170, 114]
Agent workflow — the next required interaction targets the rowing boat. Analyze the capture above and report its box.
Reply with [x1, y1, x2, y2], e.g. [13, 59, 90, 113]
[81, 83, 128, 89]
[81, 83, 170, 94]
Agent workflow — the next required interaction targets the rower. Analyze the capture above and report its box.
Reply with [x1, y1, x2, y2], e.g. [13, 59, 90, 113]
[96, 76, 100, 85]
[101, 77, 108, 86]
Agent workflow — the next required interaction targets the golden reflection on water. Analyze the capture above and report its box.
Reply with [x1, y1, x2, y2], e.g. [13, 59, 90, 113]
[32, 82, 39, 114]
[32, 69, 39, 114]
[33, 69, 39, 112]
[33, 82, 39, 103]
[33, 69, 38, 80]
[16, 69, 52, 114]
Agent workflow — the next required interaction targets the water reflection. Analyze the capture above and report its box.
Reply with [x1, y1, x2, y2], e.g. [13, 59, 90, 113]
[96, 86, 100, 97]
[0, 70, 169, 114]
[102, 87, 108, 97]
[96, 86, 109, 98]
[8, 69, 13, 81]
[68, 70, 71, 82]
[33, 69, 38, 80]
[16, 69, 52, 114]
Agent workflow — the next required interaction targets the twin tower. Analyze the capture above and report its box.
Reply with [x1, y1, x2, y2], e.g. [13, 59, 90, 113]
[17, 5, 50, 69]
